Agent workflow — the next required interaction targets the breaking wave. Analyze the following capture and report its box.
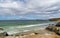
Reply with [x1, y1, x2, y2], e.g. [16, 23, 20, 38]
[0, 22, 57, 35]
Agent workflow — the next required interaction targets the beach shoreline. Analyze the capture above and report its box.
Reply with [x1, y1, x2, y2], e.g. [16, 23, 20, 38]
[0, 28, 60, 38]
[0, 22, 59, 38]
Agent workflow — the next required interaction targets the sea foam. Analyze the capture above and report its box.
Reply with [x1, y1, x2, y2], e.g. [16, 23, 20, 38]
[1, 22, 57, 35]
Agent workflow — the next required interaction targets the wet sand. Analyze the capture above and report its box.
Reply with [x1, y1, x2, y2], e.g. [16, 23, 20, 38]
[2, 29, 60, 38]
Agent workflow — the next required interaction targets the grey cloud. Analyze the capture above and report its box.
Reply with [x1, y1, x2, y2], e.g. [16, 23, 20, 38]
[0, 0, 60, 19]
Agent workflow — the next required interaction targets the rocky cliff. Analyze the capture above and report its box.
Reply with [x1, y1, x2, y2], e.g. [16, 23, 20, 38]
[49, 18, 60, 22]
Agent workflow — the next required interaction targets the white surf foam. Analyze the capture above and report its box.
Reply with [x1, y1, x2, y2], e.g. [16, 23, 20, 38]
[4, 22, 57, 35]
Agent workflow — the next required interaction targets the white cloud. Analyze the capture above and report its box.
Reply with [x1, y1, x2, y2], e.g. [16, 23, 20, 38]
[0, 0, 60, 19]
[0, 2, 22, 8]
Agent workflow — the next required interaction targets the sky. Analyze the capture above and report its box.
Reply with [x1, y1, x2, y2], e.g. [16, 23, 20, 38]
[0, 0, 60, 20]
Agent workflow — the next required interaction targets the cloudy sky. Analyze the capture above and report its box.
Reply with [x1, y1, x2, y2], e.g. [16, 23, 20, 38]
[0, 0, 60, 20]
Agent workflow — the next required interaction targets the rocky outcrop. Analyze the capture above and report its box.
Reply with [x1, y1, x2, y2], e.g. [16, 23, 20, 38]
[0, 27, 8, 36]
[49, 18, 60, 22]
[0, 27, 4, 30]
[0, 32, 8, 36]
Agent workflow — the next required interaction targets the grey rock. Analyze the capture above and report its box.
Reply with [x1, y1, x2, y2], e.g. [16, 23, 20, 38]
[0, 27, 4, 30]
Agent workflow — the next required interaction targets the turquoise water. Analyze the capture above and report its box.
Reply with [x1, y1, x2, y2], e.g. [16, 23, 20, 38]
[0, 20, 56, 35]
[0, 20, 49, 27]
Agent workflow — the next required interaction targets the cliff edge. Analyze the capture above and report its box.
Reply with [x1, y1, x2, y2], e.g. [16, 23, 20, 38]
[49, 18, 60, 22]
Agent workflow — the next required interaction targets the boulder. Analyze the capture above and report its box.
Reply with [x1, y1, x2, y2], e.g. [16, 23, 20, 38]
[0, 32, 8, 36]
[0, 27, 4, 30]
[55, 22, 60, 27]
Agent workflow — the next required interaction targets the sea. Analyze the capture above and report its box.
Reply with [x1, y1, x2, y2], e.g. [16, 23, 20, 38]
[0, 20, 57, 35]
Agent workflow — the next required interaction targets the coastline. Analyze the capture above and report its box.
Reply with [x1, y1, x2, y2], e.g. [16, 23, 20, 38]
[0, 22, 59, 38]
[1, 23, 49, 35]
[3, 29, 60, 38]
[0, 27, 60, 38]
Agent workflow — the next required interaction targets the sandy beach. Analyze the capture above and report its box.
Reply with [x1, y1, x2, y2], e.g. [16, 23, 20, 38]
[0, 22, 59, 38]
[0, 29, 59, 38]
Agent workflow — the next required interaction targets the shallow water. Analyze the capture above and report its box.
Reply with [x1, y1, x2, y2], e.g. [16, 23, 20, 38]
[0, 20, 57, 35]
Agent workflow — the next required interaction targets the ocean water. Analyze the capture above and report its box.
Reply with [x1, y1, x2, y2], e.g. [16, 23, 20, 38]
[0, 20, 57, 35]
